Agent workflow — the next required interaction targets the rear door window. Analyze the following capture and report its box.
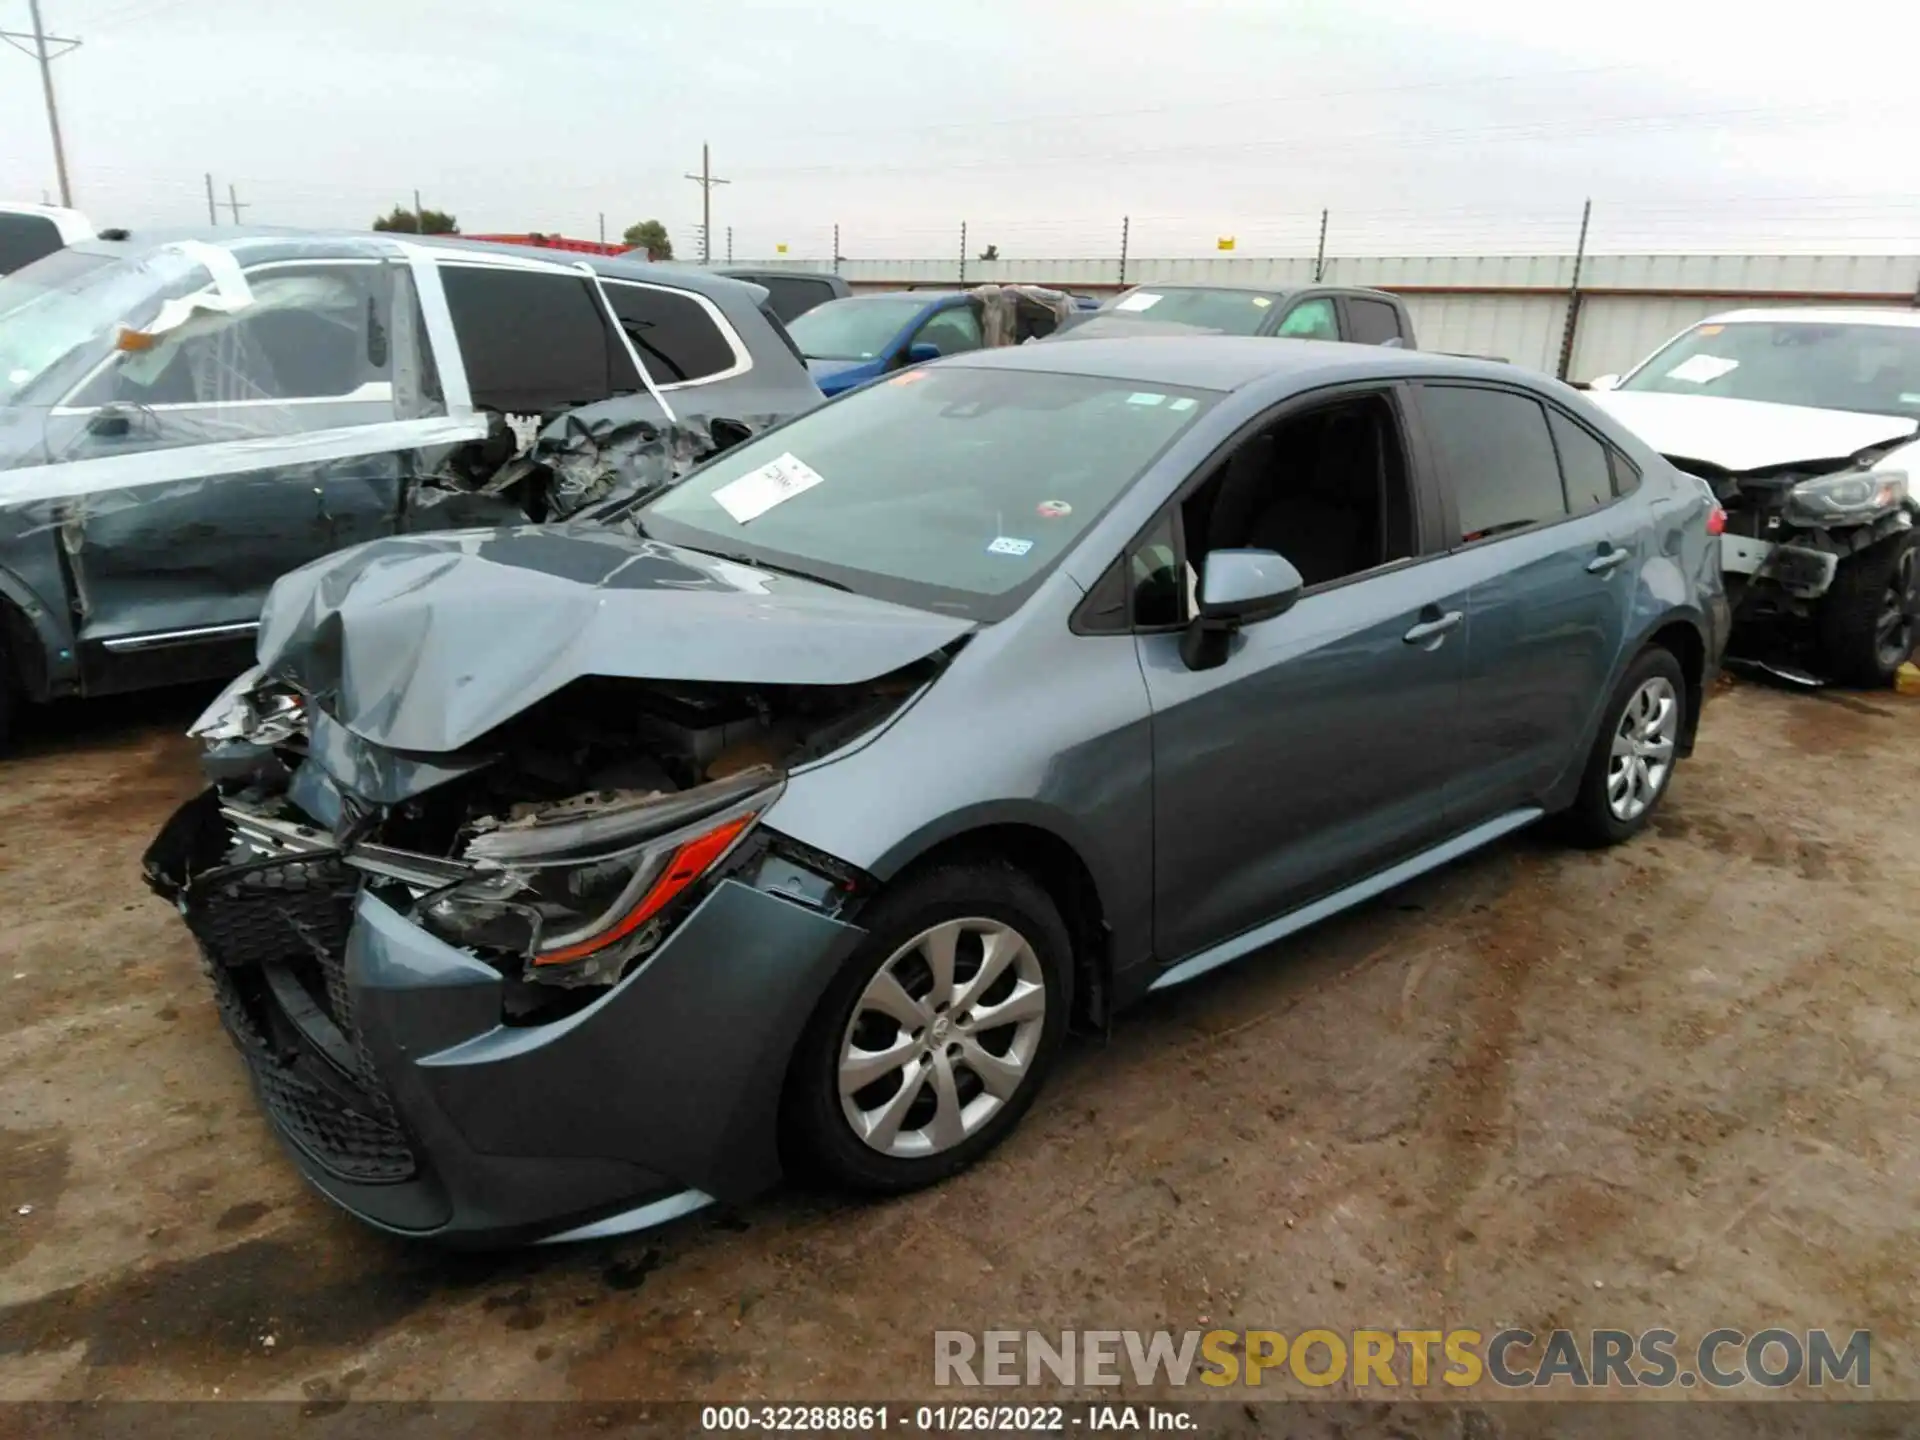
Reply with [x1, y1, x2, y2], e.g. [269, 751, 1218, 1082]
[440, 264, 616, 412]
[1419, 384, 1569, 542]
[0, 213, 65, 275]
[602, 280, 741, 386]
[1347, 297, 1404, 346]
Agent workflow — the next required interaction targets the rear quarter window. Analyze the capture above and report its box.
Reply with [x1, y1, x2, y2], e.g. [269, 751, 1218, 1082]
[602, 281, 739, 385]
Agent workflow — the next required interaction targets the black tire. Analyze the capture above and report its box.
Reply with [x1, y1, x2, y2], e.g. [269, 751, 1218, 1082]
[0, 629, 16, 757]
[783, 860, 1072, 1195]
[1557, 645, 1688, 848]
[1817, 532, 1917, 688]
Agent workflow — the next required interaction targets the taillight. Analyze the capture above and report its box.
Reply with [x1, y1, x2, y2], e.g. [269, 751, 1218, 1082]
[1706, 506, 1727, 537]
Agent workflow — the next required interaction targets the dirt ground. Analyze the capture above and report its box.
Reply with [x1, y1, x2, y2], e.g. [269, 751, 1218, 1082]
[0, 675, 1914, 1407]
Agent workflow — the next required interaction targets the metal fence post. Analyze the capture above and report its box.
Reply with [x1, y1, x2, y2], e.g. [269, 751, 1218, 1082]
[1119, 215, 1129, 287]
[1556, 198, 1592, 381]
[1313, 208, 1329, 283]
[959, 221, 967, 286]
[833, 223, 841, 275]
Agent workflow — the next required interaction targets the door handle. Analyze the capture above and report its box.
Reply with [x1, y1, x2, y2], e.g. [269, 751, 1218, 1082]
[1587, 546, 1631, 574]
[1403, 609, 1463, 645]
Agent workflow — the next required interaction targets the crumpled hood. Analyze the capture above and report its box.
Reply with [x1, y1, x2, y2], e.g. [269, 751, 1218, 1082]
[254, 525, 974, 754]
[1591, 391, 1920, 473]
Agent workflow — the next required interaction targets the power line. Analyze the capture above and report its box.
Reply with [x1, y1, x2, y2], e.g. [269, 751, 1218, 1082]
[0, 0, 81, 206]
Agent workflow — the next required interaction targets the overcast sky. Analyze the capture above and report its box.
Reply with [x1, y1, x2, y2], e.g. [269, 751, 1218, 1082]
[2, 0, 1914, 261]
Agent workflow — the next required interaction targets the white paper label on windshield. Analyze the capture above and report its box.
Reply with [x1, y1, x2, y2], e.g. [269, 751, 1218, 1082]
[1665, 354, 1740, 385]
[1115, 292, 1162, 312]
[711, 452, 825, 524]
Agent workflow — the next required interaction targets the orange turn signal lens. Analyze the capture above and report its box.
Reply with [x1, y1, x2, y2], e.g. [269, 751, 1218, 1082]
[1706, 506, 1727, 537]
[533, 813, 754, 967]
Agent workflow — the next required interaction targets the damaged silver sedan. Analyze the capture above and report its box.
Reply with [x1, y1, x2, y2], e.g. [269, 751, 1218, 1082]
[0, 229, 819, 745]
[145, 341, 1722, 1246]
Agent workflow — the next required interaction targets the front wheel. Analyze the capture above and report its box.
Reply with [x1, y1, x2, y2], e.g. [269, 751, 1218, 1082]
[1817, 531, 1917, 688]
[1558, 646, 1688, 848]
[783, 861, 1070, 1194]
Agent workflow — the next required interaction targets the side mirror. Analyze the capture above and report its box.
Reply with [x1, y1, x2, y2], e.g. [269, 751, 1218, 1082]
[1586, 373, 1620, 392]
[1181, 548, 1304, 670]
[906, 342, 941, 364]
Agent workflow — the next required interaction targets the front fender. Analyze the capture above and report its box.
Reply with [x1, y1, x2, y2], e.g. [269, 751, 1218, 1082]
[0, 558, 79, 701]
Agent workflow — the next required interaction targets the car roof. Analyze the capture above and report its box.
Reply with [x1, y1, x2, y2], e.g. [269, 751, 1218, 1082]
[59, 226, 764, 303]
[1697, 306, 1920, 330]
[719, 266, 839, 281]
[945, 335, 1522, 392]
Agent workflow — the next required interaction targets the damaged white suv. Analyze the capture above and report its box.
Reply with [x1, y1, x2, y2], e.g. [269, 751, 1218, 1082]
[1588, 308, 1920, 686]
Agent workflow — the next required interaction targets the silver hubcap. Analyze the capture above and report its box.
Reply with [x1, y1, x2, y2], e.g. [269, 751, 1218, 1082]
[838, 918, 1047, 1158]
[1607, 676, 1679, 822]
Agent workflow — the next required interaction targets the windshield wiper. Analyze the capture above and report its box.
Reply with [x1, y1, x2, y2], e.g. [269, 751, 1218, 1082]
[690, 547, 852, 592]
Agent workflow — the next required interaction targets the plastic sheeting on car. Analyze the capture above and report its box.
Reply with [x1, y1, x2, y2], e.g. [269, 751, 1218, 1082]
[966, 284, 1079, 347]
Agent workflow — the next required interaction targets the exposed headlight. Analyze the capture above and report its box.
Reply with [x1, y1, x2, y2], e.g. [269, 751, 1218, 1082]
[188, 665, 307, 746]
[416, 766, 781, 987]
[1786, 468, 1908, 525]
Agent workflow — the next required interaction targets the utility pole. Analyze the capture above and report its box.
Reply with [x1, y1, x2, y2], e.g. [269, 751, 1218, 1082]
[598, 212, 606, 245]
[226, 183, 248, 225]
[1556, 197, 1593, 381]
[1, 0, 81, 207]
[205, 173, 218, 225]
[414, 189, 424, 231]
[683, 144, 729, 265]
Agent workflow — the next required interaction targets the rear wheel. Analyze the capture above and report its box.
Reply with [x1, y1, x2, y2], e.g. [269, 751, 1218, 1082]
[784, 861, 1070, 1194]
[1817, 532, 1917, 688]
[1558, 646, 1687, 848]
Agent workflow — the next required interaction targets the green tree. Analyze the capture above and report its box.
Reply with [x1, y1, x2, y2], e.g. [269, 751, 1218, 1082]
[623, 219, 673, 260]
[371, 204, 458, 234]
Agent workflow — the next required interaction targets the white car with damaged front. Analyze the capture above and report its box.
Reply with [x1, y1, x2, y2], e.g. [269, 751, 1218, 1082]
[1587, 308, 1920, 686]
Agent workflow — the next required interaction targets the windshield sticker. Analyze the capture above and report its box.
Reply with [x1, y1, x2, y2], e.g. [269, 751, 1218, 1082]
[1169, 397, 1197, 412]
[1696, 324, 1724, 336]
[1252, 296, 1273, 308]
[1665, 354, 1740, 384]
[711, 452, 827, 524]
[987, 536, 1034, 556]
[1128, 392, 1167, 406]
[1115, 292, 1163, 312]
[1036, 499, 1073, 519]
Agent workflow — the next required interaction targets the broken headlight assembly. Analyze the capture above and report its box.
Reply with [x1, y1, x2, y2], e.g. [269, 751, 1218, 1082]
[1785, 468, 1909, 526]
[189, 664, 308, 746]
[416, 767, 782, 988]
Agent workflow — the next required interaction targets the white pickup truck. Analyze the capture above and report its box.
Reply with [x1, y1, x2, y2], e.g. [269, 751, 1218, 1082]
[1588, 307, 1920, 687]
[0, 202, 94, 276]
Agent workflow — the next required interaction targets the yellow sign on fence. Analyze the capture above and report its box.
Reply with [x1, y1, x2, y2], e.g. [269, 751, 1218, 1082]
[775, 243, 789, 254]
[1217, 236, 1236, 251]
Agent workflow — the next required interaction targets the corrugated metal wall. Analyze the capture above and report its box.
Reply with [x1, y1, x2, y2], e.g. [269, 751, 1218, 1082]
[734, 251, 1920, 379]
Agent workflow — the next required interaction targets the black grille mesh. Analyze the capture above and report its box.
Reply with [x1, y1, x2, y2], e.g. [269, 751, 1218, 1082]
[187, 857, 417, 1183]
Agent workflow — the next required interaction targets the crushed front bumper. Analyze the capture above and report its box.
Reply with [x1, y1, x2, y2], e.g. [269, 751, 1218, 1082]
[144, 788, 865, 1246]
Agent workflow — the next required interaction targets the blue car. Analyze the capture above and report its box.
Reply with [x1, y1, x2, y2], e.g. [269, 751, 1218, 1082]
[787, 291, 984, 396]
